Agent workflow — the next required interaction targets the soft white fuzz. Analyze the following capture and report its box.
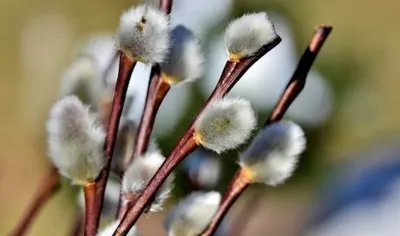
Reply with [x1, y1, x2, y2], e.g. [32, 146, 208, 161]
[97, 221, 137, 236]
[47, 96, 105, 185]
[224, 12, 277, 60]
[60, 56, 102, 107]
[165, 191, 221, 236]
[122, 152, 174, 212]
[240, 121, 306, 186]
[160, 25, 203, 84]
[116, 4, 170, 63]
[194, 97, 257, 154]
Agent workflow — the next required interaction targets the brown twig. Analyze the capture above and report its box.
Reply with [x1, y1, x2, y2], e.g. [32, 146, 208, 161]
[133, 65, 170, 157]
[88, 53, 136, 235]
[83, 183, 98, 236]
[117, 193, 140, 220]
[201, 169, 251, 236]
[202, 25, 333, 236]
[10, 166, 60, 236]
[159, 0, 173, 14]
[265, 26, 333, 126]
[115, 66, 170, 218]
[68, 212, 83, 236]
[113, 37, 281, 236]
[114, 0, 174, 219]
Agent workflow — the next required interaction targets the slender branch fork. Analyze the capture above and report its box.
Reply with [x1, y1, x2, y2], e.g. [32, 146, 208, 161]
[133, 65, 170, 157]
[83, 53, 136, 235]
[115, 66, 171, 217]
[201, 25, 333, 236]
[9, 166, 60, 236]
[115, 0, 174, 221]
[113, 36, 281, 235]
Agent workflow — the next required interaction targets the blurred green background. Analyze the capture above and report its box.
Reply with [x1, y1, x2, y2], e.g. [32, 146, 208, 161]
[1, 0, 400, 235]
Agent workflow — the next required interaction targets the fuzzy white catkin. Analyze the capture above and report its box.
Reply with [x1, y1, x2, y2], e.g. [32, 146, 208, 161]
[165, 191, 221, 236]
[116, 4, 170, 64]
[240, 121, 306, 186]
[225, 12, 277, 59]
[60, 56, 102, 107]
[122, 152, 174, 212]
[194, 97, 257, 154]
[97, 221, 138, 236]
[47, 95, 105, 185]
[160, 25, 203, 84]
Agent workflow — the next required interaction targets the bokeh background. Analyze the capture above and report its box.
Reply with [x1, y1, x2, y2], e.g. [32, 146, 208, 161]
[1, 0, 400, 235]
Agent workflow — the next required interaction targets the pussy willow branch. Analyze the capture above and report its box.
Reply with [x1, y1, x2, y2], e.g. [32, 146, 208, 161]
[10, 166, 60, 236]
[84, 183, 97, 236]
[133, 65, 170, 157]
[201, 25, 333, 236]
[115, 0, 174, 220]
[115, 66, 170, 218]
[265, 25, 333, 126]
[159, 0, 173, 14]
[202, 169, 251, 236]
[113, 37, 281, 236]
[87, 53, 136, 235]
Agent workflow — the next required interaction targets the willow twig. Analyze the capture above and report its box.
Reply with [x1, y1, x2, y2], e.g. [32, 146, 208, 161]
[89, 53, 136, 235]
[113, 37, 281, 236]
[265, 26, 333, 126]
[202, 25, 333, 236]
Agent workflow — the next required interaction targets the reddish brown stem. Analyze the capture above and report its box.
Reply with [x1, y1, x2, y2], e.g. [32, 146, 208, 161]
[116, 67, 170, 218]
[134, 65, 170, 157]
[84, 183, 97, 236]
[201, 169, 251, 236]
[204, 26, 334, 235]
[265, 26, 333, 126]
[9, 166, 60, 236]
[69, 213, 83, 236]
[114, 137, 198, 235]
[117, 194, 140, 220]
[159, 0, 173, 14]
[92, 53, 136, 233]
[112, 37, 281, 236]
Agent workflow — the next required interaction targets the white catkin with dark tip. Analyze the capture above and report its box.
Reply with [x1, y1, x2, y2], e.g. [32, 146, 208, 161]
[194, 97, 257, 154]
[164, 191, 221, 236]
[240, 120, 306, 186]
[160, 25, 203, 83]
[225, 12, 277, 58]
[116, 4, 170, 63]
[47, 95, 105, 185]
[122, 152, 174, 212]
